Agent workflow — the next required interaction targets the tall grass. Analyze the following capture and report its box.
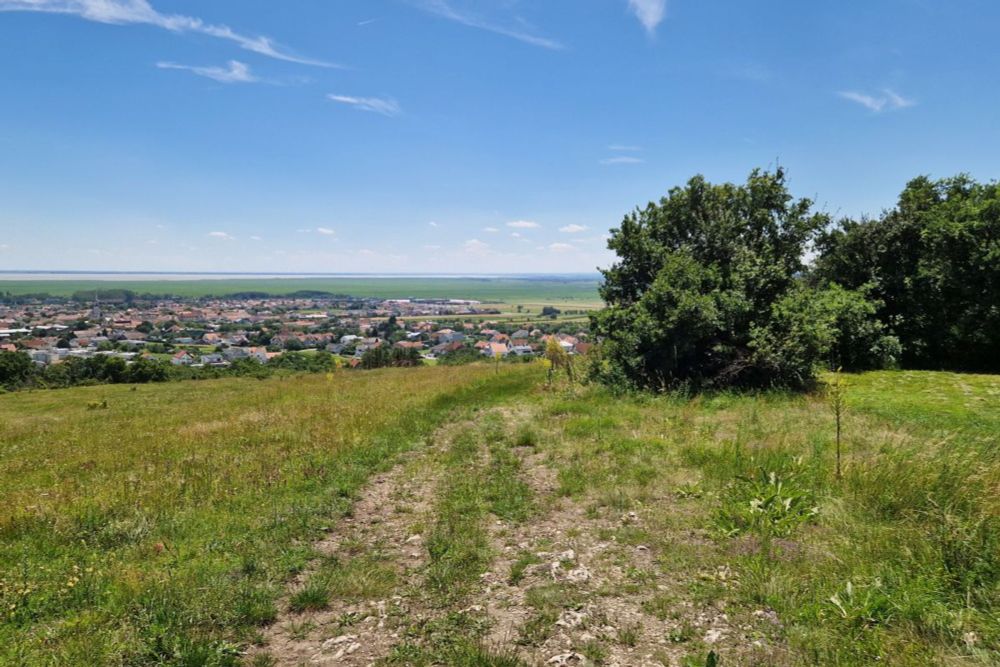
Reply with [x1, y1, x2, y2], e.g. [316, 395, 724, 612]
[0, 365, 541, 665]
[538, 371, 1000, 664]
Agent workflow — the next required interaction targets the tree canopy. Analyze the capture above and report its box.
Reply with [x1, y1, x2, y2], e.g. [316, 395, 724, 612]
[591, 168, 903, 391]
[813, 175, 1000, 371]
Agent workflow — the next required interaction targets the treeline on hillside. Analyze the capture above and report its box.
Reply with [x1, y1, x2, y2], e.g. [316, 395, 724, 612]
[0, 350, 340, 391]
[591, 169, 999, 391]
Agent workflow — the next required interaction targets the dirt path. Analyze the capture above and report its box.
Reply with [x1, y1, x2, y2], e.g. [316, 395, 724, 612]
[250, 432, 448, 666]
[469, 425, 785, 666]
[250, 405, 788, 666]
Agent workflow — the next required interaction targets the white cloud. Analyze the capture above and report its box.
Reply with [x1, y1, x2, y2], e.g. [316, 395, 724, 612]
[428, 221, 438, 227]
[249, 235, 262, 241]
[315, 227, 335, 235]
[0, 0, 336, 67]
[0, 243, 9, 250]
[423, 244, 441, 250]
[549, 242, 574, 252]
[627, 0, 667, 33]
[328, 94, 401, 117]
[413, 0, 563, 50]
[208, 231, 235, 240]
[559, 224, 588, 233]
[883, 89, 916, 109]
[838, 88, 915, 113]
[463, 239, 490, 253]
[506, 220, 540, 229]
[156, 60, 257, 84]
[600, 156, 644, 165]
[608, 144, 642, 151]
[483, 226, 499, 233]
[510, 232, 522, 239]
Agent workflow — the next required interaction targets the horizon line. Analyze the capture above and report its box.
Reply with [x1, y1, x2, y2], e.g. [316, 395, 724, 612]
[0, 270, 602, 279]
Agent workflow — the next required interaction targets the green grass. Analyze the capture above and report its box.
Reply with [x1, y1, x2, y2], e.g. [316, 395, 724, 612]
[3, 361, 997, 666]
[0, 364, 541, 665]
[535, 371, 1000, 665]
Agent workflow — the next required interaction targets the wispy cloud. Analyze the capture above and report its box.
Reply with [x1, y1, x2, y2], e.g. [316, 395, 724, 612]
[328, 94, 401, 117]
[507, 220, 540, 229]
[483, 226, 499, 233]
[412, 0, 563, 50]
[156, 60, 257, 84]
[600, 156, 644, 165]
[315, 227, 335, 236]
[549, 242, 574, 252]
[208, 231, 235, 240]
[0, 0, 337, 67]
[463, 238, 490, 253]
[838, 88, 915, 113]
[428, 221, 438, 227]
[559, 224, 588, 233]
[627, 0, 667, 33]
[249, 235, 262, 241]
[602, 143, 645, 165]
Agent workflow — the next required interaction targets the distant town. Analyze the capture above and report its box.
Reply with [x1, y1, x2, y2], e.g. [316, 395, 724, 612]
[0, 290, 592, 372]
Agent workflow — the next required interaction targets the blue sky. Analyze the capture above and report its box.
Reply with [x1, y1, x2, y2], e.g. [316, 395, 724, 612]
[1, 1, 998, 273]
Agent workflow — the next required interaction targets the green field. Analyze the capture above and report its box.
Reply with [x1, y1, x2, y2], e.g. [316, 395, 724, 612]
[0, 364, 541, 665]
[0, 276, 603, 306]
[2, 368, 998, 665]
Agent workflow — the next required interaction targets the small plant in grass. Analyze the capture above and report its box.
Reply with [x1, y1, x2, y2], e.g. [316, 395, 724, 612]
[827, 579, 894, 629]
[666, 620, 696, 643]
[580, 639, 608, 664]
[642, 592, 677, 621]
[681, 651, 719, 667]
[513, 424, 539, 448]
[824, 368, 848, 480]
[616, 622, 642, 646]
[248, 653, 277, 667]
[715, 465, 818, 538]
[288, 580, 329, 612]
[508, 552, 542, 585]
[675, 481, 704, 499]
[517, 611, 557, 646]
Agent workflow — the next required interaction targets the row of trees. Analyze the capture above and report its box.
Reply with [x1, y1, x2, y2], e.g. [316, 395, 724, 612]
[0, 350, 343, 391]
[591, 169, 998, 391]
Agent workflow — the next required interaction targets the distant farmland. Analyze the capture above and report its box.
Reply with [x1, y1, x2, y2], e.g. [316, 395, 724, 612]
[0, 275, 603, 306]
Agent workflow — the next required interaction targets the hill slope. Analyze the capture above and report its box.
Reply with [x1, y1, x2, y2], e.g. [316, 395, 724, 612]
[2, 369, 998, 665]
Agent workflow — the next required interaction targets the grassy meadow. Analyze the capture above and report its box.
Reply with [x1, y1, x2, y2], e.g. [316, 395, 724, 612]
[2, 366, 998, 665]
[530, 371, 1000, 665]
[0, 364, 541, 665]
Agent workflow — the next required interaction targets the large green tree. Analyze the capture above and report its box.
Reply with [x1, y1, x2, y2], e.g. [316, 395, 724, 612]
[814, 175, 1000, 371]
[591, 169, 833, 390]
